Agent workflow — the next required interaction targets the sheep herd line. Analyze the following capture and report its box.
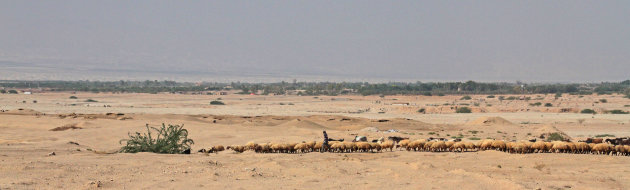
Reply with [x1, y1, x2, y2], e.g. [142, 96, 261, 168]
[198, 139, 630, 156]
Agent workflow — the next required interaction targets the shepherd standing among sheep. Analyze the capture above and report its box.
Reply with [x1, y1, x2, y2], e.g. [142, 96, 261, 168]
[320, 131, 329, 153]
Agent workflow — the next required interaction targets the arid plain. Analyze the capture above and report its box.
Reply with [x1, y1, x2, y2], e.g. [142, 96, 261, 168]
[1, 92, 630, 189]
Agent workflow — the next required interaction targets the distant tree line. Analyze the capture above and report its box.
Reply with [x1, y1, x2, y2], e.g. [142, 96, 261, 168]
[1, 80, 629, 97]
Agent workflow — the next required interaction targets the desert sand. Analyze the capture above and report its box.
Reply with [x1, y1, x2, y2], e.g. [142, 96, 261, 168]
[1, 92, 630, 189]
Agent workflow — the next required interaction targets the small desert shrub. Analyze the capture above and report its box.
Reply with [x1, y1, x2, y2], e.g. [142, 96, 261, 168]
[624, 105, 630, 107]
[460, 96, 472, 100]
[0, 89, 6, 94]
[119, 124, 194, 154]
[69, 96, 78, 99]
[85, 99, 98, 102]
[599, 99, 607, 103]
[8, 90, 18, 94]
[544, 103, 553, 107]
[468, 130, 479, 134]
[555, 93, 562, 99]
[437, 93, 445, 96]
[456, 107, 472, 113]
[580, 109, 596, 114]
[422, 92, 432, 96]
[428, 132, 436, 135]
[529, 102, 542, 106]
[498, 96, 505, 101]
[607, 110, 629, 114]
[506, 96, 517, 100]
[547, 133, 564, 141]
[468, 137, 481, 140]
[210, 100, 225, 105]
[487, 95, 495, 98]
[417, 108, 426, 113]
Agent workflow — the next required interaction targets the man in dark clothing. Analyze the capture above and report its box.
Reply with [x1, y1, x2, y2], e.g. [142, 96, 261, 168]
[321, 131, 329, 152]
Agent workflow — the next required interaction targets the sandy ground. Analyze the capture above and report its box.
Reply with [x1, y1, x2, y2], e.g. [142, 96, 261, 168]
[1, 92, 630, 189]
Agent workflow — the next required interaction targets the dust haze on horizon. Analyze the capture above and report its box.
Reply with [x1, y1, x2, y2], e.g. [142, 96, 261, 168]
[1, 1, 629, 83]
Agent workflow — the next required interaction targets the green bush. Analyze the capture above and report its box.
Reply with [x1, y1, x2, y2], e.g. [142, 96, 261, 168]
[417, 108, 426, 113]
[85, 99, 98, 102]
[460, 96, 472, 100]
[8, 90, 18, 94]
[119, 123, 194, 154]
[580, 109, 596, 114]
[0, 89, 6, 94]
[547, 133, 564, 141]
[506, 96, 517, 100]
[422, 92, 432, 96]
[69, 96, 78, 99]
[555, 93, 562, 98]
[437, 93, 445, 96]
[456, 107, 472, 113]
[486, 95, 495, 98]
[607, 110, 629, 114]
[544, 103, 553, 107]
[210, 100, 225, 105]
[599, 99, 607, 103]
[529, 102, 542, 106]
[468, 137, 481, 140]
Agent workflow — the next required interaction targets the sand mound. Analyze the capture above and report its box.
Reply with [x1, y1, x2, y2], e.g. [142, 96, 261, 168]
[50, 123, 83, 131]
[466, 117, 514, 125]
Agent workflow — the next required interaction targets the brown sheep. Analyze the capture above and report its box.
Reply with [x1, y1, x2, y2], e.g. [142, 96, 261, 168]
[531, 141, 546, 153]
[445, 141, 455, 151]
[424, 141, 434, 151]
[591, 143, 612, 155]
[566, 142, 577, 154]
[398, 139, 411, 150]
[305, 141, 316, 152]
[464, 142, 476, 152]
[551, 141, 569, 153]
[369, 142, 382, 152]
[512, 142, 530, 154]
[380, 140, 395, 151]
[407, 140, 425, 151]
[329, 142, 342, 152]
[614, 145, 625, 156]
[245, 141, 258, 151]
[227, 145, 246, 153]
[452, 142, 466, 152]
[491, 140, 506, 151]
[480, 140, 494, 150]
[294, 143, 309, 153]
[430, 141, 447, 152]
[575, 142, 590, 154]
[506, 142, 516, 153]
[356, 142, 371, 152]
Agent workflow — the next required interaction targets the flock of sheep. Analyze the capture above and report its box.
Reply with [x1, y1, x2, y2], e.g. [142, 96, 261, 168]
[198, 139, 630, 156]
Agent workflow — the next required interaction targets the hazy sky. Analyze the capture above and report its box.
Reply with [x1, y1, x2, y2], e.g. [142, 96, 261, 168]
[1, 1, 629, 82]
